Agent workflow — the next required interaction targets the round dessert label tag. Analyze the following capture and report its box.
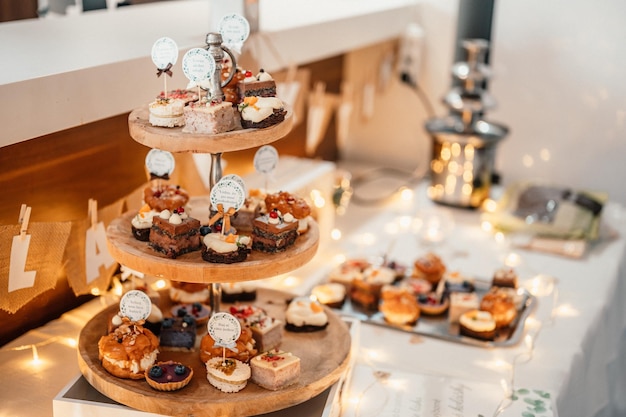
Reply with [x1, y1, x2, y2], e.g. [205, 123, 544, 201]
[210, 178, 245, 211]
[151, 37, 179, 69]
[145, 149, 175, 178]
[220, 174, 247, 196]
[219, 13, 250, 46]
[254, 145, 279, 174]
[119, 290, 152, 322]
[182, 48, 216, 83]
[207, 312, 241, 349]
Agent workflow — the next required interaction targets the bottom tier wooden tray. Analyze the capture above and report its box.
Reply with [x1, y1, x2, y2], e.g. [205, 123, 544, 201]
[77, 288, 351, 417]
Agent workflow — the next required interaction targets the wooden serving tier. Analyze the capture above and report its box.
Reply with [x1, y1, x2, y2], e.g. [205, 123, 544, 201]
[106, 212, 319, 283]
[78, 288, 352, 417]
[128, 106, 294, 153]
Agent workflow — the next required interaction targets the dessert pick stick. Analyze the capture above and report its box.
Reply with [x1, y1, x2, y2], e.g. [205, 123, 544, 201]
[88, 199, 98, 231]
[434, 274, 446, 303]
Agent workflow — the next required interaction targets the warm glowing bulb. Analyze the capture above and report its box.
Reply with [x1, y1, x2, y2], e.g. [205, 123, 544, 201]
[91, 287, 101, 296]
[31, 346, 41, 366]
[400, 188, 413, 201]
[64, 338, 78, 348]
[331, 228, 342, 240]
[153, 279, 167, 290]
[481, 220, 493, 232]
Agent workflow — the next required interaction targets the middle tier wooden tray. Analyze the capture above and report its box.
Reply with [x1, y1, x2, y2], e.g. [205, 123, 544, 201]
[128, 106, 294, 154]
[77, 288, 352, 417]
[106, 211, 319, 283]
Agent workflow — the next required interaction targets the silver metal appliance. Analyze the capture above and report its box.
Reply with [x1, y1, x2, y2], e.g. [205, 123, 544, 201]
[425, 39, 508, 208]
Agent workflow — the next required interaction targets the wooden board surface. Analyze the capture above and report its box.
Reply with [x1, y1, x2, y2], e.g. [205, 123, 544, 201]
[128, 106, 294, 154]
[106, 212, 319, 283]
[77, 288, 351, 417]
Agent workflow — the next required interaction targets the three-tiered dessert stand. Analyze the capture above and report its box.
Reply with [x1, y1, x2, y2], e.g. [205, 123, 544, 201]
[77, 33, 351, 417]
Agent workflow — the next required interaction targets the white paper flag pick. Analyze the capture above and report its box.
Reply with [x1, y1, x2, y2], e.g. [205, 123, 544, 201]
[219, 13, 250, 55]
[85, 199, 115, 284]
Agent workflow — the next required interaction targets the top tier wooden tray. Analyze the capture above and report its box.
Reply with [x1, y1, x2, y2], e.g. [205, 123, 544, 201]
[128, 106, 294, 153]
[106, 211, 319, 283]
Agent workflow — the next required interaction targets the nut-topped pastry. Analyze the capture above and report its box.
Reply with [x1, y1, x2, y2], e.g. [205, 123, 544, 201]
[98, 317, 159, 380]
[412, 252, 446, 286]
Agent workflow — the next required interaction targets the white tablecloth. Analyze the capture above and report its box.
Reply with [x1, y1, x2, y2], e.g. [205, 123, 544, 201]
[1, 182, 625, 417]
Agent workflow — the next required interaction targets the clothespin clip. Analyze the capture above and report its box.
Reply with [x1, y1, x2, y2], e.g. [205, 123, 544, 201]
[18, 204, 31, 241]
[88, 199, 98, 231]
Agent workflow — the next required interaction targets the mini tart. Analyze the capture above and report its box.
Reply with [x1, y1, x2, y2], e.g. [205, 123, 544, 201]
[206, 357, 251, 393]
[145, 361, 193, 391]
[459, 309, 497, 341]
[417, 293, 450, 316]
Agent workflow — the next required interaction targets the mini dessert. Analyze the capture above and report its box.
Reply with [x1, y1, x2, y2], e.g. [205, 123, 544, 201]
[459, 310, 497, 341]
[251, 349, 301, 391]
[264, 191, 312, 234]
[229, 305, 283, 352]
[159, 89, 199, 105]
[379, 285, 420, 325]
[328, 258, 370, 288]
[402, 277, 432, 296]
[159, 315, 196, 351]
[222, 64, 246, 104]
[444, 271, 475, 294]
[131, 204, 159, 241]
[221, 281, 258, 303]
[149, 209, 201, 259]
[238, 96, 286, 129]
[238, 69, 277, 100]
[145, 361, 194, 392]
[284, 297, 328, 332]
[448, 292, 480, 323]
[199, 326, 257, 363]
[144, 184, 190, 212]
[98, 318, 159, 380]
[492, 267, 519, 289]
[171, 302, 211, 327]
[206, 357, 251, 393]
[201, 232, 251, 264]
[311, 282, 346, 309]
[148, 97, 185, 128]
[349, 266, 396, 310]
[231, 189, 266, 234]
[169, 281, 210, 304]
[479, 287, 518, 328]
[417, 292, 450, 316]
[182, 99, 240, 134]
[384, 259, 408, 282]
[412, 252, 446, 286]
[251, 209, 299, 253]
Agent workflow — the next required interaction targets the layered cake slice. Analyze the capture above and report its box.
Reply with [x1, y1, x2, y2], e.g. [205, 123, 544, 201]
[229, 305, 283, 352]
[182, 99, 240, 134]
[159, 315, 197, 351]
[251, 209, 298, 253]
[148, 97, 185, 128]
[251, 349, 301, 391]
[149, 209, 201, 259]
[237, 69, 277, 100]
